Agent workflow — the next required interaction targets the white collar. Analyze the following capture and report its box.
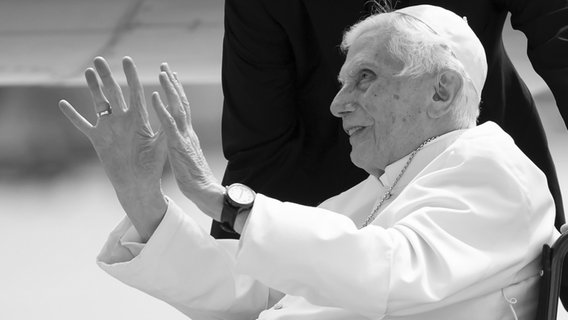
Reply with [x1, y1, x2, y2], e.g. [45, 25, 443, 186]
[377, 129, 467, 188]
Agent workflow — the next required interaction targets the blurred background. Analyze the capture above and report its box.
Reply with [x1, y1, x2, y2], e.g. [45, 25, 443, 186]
[0, 0, 566, 319]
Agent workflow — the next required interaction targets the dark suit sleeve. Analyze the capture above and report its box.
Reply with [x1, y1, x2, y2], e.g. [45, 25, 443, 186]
[507, 0, 568, 126]
[215, 0, 306, 239]
[221, 0, 298, 160]
[220, 0, 311, 192]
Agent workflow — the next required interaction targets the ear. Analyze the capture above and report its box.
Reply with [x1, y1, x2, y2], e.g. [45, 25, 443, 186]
[428, 70, 463, 119]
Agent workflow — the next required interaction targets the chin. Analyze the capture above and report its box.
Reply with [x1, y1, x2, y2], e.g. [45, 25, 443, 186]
[351, 149, 382, 177]
[350, 152, 368, 172]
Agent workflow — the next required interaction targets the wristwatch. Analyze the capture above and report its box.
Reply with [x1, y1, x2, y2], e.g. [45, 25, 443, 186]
[220, 183, 256, 233]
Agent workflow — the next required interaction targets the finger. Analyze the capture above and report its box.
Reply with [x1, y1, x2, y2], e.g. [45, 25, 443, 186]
[160, 63, 180, 95]
[159, 71, 188, 132]
[172, 71, 192, 120]
[58, 100, 93, 135]
[172, 72, 188, 104]
[122, 56, 151, 127]
[84, 68, 113, 118]
[93, 56, 127, 113]
[161, 64, 192, 120]
[151, 91, 180, 140]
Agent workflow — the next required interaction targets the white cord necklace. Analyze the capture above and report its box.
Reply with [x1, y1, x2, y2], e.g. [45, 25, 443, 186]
[360, 136, 439, 228]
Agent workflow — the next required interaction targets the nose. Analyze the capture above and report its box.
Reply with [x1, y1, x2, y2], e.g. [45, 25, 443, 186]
[330, 89, 356, 118]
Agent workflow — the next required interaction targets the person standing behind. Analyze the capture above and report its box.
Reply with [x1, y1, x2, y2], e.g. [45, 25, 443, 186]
[214, 0, 568, 240]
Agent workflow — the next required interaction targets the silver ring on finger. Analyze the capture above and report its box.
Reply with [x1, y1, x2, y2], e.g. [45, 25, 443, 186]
[96, 102, 112, 118]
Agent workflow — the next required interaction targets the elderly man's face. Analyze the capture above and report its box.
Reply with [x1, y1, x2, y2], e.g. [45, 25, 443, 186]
[331, 32, 432, 177]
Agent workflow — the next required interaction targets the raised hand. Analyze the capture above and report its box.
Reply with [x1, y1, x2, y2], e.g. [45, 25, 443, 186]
[151, 63, 224, 221]
[59, 56, 168, 240]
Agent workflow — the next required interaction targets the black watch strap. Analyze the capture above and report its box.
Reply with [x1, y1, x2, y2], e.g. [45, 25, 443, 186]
[220, 197, 240, 234]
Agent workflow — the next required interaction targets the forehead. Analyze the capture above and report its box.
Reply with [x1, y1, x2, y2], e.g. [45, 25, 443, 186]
[339, 31, 402, 80]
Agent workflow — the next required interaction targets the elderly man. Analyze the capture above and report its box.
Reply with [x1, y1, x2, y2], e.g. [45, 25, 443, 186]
[60, 5, 557, 320]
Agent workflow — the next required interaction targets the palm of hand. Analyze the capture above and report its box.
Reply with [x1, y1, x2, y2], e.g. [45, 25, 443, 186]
[91, 111, 166, 192]
[60, 57, 167, 192]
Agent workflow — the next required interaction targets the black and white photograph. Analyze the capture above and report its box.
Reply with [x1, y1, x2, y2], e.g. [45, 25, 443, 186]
[1, 1, 567, 319]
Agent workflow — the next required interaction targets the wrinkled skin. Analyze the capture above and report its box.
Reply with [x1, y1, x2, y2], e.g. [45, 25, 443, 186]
[60, 57, 224, 240]
[151, 64, 224, 220]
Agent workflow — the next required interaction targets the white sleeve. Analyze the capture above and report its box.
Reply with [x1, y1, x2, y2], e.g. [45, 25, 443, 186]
[233, 149, 556, 318]
[235, 194, 393, 318]
[96, 198, 274, 320]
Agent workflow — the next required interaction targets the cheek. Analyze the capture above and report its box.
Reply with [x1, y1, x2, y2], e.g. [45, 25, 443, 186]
[363, 79, 418, 134]
[398, 92, 425, 126]
[390, 82, 424, 123]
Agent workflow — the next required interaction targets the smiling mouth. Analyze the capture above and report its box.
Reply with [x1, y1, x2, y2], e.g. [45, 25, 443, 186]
[345, 126, 365, 136]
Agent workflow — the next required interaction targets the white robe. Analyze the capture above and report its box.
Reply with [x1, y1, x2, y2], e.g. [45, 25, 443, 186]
[97, 122, 558, 320]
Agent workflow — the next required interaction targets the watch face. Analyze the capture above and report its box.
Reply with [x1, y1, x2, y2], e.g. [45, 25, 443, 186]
[227, 184, 255, 206]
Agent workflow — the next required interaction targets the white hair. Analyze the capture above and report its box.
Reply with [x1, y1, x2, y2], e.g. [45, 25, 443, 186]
[341, 12, 480, 128]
